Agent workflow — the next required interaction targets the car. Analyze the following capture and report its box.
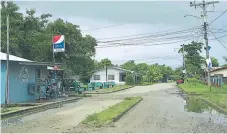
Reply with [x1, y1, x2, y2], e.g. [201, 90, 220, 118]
[176, 79, 184, 84]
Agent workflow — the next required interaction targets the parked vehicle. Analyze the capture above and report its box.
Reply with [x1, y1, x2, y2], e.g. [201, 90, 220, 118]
[176, 79, 184, 84]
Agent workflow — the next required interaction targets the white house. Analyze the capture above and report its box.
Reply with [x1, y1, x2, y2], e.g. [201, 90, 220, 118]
[210, 66, 227, 77]
[89, 67, 133, 85]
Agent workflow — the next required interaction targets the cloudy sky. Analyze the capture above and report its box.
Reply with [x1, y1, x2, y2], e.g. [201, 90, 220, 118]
[15, 0, 227, 68]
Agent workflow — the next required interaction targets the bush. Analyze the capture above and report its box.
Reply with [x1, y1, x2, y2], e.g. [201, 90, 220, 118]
[126, 75, 134, 85]
[187, 78, 199, 86]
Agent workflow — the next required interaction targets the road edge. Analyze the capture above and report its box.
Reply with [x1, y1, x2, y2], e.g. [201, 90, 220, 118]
[112, 98, 143, 122]
[200, 97, 227, 115]
[1, 97, 82, 120]
[84, 86, 134, 94]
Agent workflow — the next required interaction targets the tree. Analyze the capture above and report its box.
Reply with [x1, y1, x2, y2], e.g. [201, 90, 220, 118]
[126, 74, 134, 85]
[1, 1, 98, 83]
[148, 64, 162, 82]
[211, 57, 219, 67]
[121, 60, 136, 71]
[178, 41, 204, 75]
[94, 58, 113, 70]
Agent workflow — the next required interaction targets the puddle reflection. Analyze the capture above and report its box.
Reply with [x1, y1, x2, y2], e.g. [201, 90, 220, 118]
[184, 97, 211, 113]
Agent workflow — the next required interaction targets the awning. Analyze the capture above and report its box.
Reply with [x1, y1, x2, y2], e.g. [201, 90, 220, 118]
[19, 61, 63, 66]
[47, 66, 64, 70]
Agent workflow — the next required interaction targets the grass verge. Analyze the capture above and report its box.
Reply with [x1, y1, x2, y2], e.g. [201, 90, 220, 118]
[178, 82, 227, 113]
[136, 82, 153, 86]
[81, 96, 142, 127]
[68, 94, 92, 97]
[86, 85, 133, 94]
[1, 106, 33, 115]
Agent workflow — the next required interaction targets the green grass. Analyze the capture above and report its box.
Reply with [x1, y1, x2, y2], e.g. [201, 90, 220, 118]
[1, 106, 31, 115]
[88, 85, 133, 93]
[81, 96, 142, 127]
[136, 82, 153, 86]
[178, 83, 227, 94]
[178, 82, 227, 112]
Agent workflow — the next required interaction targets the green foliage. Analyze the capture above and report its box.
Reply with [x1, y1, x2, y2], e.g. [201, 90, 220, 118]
[178, 41, 204, 75]
[126, 74, 134, 85]
[94, 58, 113, 70]
[186, 78, 199, 86]
[1, 1, 97, 82]
[211, 57, 219, 67]
[170, 75, 181, 81]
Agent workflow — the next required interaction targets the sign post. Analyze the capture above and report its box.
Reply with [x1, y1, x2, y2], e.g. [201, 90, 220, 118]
[52, 35, 65, 79]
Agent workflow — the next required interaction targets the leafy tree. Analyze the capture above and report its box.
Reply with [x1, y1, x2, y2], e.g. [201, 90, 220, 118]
[178, 41, 204, 75]
[1, 1, 98, 83]
[211, 57, 219, 67]
[94, 58, 113, 70]
[121, 60, 136, 71]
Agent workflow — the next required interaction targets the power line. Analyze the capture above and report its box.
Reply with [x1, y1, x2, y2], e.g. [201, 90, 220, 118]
[96, 26, 202, 41]
[97, 28, 203, 43]
[210, 31, 227, 51]
[209, 9, 227, 25]
[96, 38, 194, 48]
[82, 20, 146, 32]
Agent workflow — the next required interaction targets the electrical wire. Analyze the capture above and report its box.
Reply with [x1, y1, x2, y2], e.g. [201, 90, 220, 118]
[82, 20, 147, 32]
[96, 38, 194, 48]
[96, 26, 203, 41]
[210, 31, 227, 51]
[209, 9, 227, 25]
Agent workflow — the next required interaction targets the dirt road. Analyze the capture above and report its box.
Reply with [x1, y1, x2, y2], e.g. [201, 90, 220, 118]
[1, 97, 122, 133]
[73, 83, 227, 133]
[2, 83, 227, 133]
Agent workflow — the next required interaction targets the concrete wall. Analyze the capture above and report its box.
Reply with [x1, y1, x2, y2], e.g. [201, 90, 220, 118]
[1, 61, 36, 104]
[90, 68, 125, 85]
[1, 62, 6, 104]
[211, 69, 227, 77]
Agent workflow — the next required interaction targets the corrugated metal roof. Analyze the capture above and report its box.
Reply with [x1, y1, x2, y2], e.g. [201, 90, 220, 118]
[0, 52, 32, 62]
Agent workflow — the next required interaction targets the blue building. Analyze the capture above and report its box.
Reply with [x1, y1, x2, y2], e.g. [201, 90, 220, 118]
[1, 52, 62, 104]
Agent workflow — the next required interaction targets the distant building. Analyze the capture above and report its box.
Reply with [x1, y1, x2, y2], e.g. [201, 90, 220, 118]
[90, 67, 135, 85]
[210, 66, 227, 77]
[1, 52, 62, 104]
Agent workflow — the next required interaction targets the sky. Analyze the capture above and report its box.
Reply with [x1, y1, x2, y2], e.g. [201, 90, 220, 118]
[14, 0, 227, 68]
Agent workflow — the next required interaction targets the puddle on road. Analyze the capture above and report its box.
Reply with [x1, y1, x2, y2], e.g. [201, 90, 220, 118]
[183, 96, 227, 125]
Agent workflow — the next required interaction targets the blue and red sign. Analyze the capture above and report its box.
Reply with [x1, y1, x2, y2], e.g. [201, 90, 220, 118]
[52, 35, 65, 52]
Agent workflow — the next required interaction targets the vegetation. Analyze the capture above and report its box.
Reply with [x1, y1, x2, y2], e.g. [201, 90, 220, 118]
[81, 96, 142, 127]
[178, 79, 227, 112]
[126, 74, 134, 85]
[1, 106, 31, 114]
[1, 1, 97, 83]
[86, 85, 133, 94]
[121, 60, 174, 83]
[178, 41, 204, 75]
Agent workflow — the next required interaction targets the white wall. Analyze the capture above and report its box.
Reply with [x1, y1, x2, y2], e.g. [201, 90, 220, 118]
[211, 69, 227, 77]
[90, 68, 125, 85]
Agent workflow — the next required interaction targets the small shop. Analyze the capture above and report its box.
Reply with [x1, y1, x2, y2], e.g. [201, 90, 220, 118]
[19, 61, 65, 101]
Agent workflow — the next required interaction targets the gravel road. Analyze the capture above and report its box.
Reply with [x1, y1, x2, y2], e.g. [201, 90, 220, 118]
[72, 83, 227, 133]
[2, 83, 227, 133]
[1, 97, 122, 133]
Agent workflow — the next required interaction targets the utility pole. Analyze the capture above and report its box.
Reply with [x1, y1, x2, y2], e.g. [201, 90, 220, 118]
[5, 1, 10, 104]
[189, 0, 219, 87]
[105, 65, 107, 82]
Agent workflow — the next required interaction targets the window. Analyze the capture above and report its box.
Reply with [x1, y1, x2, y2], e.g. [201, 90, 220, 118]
[108, 75, 115, 80]
[94, 75, 100, 80]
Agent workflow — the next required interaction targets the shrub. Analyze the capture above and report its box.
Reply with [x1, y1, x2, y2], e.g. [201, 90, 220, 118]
[126, 75, 134, 85]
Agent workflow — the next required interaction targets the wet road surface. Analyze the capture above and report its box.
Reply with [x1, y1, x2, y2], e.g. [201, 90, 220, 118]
[2, 83, 227, 133]
[72, 83, 227, 133]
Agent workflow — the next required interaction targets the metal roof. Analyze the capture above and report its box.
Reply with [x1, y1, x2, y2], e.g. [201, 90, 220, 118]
[0, 52, 32, 62]
[94, 66, 133, 73]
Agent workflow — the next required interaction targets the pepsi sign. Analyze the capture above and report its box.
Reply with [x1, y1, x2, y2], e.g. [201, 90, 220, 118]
[52, 35, 65, 52]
